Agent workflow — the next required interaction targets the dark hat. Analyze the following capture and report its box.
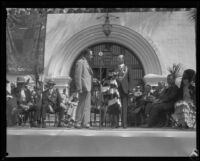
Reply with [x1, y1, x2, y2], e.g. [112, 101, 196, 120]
[46, 79, 56, 85]
[182, 69, 195, 82]
[17, 76, 26, 83]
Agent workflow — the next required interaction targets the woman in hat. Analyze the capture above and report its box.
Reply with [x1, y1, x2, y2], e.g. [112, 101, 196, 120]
[172, 69, 196, 129]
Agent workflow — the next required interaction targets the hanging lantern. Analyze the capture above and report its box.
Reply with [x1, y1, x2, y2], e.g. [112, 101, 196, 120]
[102, 14, 112, 37]
[103, 23, 112, 37]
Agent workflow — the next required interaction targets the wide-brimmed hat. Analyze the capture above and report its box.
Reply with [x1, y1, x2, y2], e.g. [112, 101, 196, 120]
[46, 79, 56, 86]
[17, 76, 26, 83]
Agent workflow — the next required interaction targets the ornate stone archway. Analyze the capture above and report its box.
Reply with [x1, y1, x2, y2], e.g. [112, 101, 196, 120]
[46, 24, 162, 93]
[59, 24, 162, 77]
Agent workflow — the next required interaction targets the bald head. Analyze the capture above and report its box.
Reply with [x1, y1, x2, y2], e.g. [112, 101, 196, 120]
[117, 55, 124, 65]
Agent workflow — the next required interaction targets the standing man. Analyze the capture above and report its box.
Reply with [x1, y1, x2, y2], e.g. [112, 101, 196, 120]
[74, 48, 93, 128]
[115, 55, 131, 128]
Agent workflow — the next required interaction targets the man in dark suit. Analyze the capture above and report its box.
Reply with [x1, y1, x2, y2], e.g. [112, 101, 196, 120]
[74, 48, 93, 129]
[6, 80, 18, 126]
[115, 55, 131, 128]
[31, 85, 43, 127]
[143, 74, 179, 127]
[41, 80, 64, 128]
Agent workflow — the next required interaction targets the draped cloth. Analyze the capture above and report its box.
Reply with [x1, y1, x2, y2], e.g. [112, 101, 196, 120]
[6, 13, 45, 75]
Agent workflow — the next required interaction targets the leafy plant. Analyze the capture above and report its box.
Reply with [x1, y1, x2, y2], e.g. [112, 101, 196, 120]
[168, 63, 182, 79]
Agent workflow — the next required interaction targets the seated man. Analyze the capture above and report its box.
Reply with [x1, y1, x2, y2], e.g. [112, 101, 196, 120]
[144, 82, 166, 119]
[41, 80, 64, 128]
[153, 81, 166, 98]
[12, 77, 38, 127]
[31, 85, 43, 127]
[129, 84, 154, 126]
[6, 80, 18, 126]
[142, 74, 179, 127]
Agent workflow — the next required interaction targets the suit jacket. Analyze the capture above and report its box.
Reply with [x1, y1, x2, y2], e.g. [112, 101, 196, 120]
[159, 84, 179, 104]
[13, 87, 32, 106]
[74, 57, 93, 92]
[42, 88, 62, 109]
[115, 64, 131, 95]
[31, 90, 42, 107]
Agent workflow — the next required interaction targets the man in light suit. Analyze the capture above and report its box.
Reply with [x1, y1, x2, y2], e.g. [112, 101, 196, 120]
[74, 48, 93, 128]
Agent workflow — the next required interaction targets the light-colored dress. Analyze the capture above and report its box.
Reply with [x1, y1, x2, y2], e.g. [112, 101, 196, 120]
[172, 86, 196, 128]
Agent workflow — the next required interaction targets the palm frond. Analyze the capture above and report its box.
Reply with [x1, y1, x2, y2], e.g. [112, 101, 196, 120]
[168, 63, 182, 79]
[187, 8, 196, 22]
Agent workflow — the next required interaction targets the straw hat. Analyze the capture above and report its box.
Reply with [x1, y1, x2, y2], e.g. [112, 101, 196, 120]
[46, 79, 56, 85]
[17, 76, 26, 83]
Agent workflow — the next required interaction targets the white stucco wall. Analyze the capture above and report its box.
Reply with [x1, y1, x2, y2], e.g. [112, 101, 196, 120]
[44, 11, 196, 77]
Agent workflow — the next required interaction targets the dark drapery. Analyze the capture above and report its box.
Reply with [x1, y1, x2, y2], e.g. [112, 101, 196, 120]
[6, 12, 46, 75]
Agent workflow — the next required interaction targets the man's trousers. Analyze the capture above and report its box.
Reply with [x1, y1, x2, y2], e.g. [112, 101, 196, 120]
[75, 91, 91, 126]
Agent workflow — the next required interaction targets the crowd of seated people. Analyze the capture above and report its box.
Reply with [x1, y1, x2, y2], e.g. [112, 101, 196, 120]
[6, 76, 79, 128]
[127, 69, 196, 129]
[6, 68, 196, 129]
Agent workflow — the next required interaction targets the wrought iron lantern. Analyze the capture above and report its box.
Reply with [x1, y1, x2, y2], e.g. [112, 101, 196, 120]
[97, 9, 119, 38]
[102, 14, 112, 37]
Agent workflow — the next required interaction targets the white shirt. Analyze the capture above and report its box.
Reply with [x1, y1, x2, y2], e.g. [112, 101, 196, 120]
[20, 89, 26, 101]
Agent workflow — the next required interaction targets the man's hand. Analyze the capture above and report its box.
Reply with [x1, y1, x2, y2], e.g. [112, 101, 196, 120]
[153, 99, 160, 103]
[77, 89, 82, 94]
[155, 99, 162, 104]
[74, 91, 80, 99]
[7, 95, 13, 100]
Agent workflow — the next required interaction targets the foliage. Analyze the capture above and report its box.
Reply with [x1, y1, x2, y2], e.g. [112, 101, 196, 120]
[168, 63, 182, 79]
[6, 8, 192, 16]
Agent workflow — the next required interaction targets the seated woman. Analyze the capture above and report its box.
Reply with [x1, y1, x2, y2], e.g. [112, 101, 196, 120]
[172, 69, 196, 129]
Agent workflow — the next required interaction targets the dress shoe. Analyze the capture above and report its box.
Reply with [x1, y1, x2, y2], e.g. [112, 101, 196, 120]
[83, 124, 90, 129]
[123, 125, 127, 128]
[57, 122, 64, 127]
[140, 124, 149, 128]
[30, 122, 37, 127]
[42, 122, 46, 128]
[74, 124, 82, 129]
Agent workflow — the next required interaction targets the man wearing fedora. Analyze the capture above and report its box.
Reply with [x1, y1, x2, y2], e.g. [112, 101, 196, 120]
[74, 48, 93, 128]
[41, 79, 64, 128]
[12, 76, 38, 127]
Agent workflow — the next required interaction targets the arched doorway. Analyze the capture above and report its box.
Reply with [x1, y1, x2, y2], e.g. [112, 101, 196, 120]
[70, 42, 144, 93]
[46, 24, 162, 78]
